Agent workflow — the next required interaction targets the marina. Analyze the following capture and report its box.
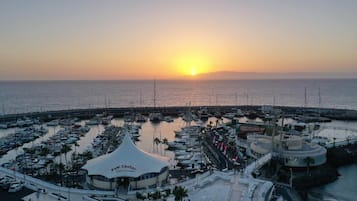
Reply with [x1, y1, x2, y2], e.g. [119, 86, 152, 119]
[2, 0, 357, 200]
[0, 105, 357, 200]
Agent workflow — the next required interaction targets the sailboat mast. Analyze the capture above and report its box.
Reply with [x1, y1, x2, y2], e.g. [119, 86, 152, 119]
[139, 90, 143, 107]
[304, 87, 307, 108]
[318, 87, 321, 114]
[154, 79, 156, 109]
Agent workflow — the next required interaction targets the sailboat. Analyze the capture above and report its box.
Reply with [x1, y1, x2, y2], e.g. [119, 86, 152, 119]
[182, 103, 194, 122]
[149, 79, 163, 123]
[0, 104, 7, 129]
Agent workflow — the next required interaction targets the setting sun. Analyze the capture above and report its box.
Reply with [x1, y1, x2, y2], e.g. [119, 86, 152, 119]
[174, 54, 212, 77]
[190, 68, 197, 76]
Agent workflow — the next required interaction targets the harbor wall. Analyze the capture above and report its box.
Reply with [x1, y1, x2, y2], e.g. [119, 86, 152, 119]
[1, 105, 356, 124]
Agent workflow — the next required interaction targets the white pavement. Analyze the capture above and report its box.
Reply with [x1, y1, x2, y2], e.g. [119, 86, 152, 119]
[1, 153, 274, 201]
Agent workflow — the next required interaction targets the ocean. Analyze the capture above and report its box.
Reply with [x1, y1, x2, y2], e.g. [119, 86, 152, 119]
[0, 79, 357, 114]
[1, 79, 357, 200]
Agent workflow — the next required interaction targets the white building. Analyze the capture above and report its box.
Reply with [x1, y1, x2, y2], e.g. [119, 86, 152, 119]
[247, 134, 326, 167]
[82, 134, 169, 190]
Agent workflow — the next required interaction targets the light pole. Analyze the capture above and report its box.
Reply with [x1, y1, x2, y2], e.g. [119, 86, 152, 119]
[289, 168, 293, 191]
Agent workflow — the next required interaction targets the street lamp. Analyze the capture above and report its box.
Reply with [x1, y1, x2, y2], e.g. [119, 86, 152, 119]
[289, 168, 293, 191]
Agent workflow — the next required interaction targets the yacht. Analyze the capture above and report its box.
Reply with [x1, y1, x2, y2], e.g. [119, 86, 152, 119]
[168, 139, 187, 150]
[149, 112, 163, 123]
[135, 113, 147, 123]
[0, 123, 8, 129]
[197, 107, 209, 121]
[85, 118, 100, 125]
[46, 119, 59, 126]
[101, 115, 113, 125]
[164, 116, 174, 122]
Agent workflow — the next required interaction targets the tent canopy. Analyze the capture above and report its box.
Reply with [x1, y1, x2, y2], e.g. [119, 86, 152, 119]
[82, 133, 169, 178]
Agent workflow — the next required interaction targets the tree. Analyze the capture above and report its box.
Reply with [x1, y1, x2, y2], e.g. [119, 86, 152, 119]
[197, 135, 203, 144]
[151, 191, 161, 200]
[82, 151, 93, 160]
[228, 141, 235, 148]
[162, 138, 168, 145]
[208, 121, 213, 128]
[61, 144, 71, 167]
[173, 186, 188, 201]
[162, 138, 169, 155]
[333, 137, 336, 147]
[346, 136, 352, 145]
[39, 147, 50, 156]
[74, 141, 79, 153]
[71, 152, 78, 170]
[54, 162, 65, 185]
[111, 138, 119, 147]
[153, 137, 161, 152]
[303, 156, 315, 174]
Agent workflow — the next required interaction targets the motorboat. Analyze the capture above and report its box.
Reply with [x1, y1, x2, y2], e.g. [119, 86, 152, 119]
[135, 113, 147, 123]
[164, 116, 174, 122]
[85, 118, 100, 125]
[46, 120, 59, 126]
[197, 108, 209, 121]
[0, 123, 8, 129]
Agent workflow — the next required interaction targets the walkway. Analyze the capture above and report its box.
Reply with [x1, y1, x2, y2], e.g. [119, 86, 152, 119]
[0, 166, 120, 201]
[229, 174, 243, 201]
[244, 153, 271, 178]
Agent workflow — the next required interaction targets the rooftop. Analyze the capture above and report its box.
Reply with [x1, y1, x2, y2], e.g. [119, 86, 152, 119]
[82, 133, 169, 178]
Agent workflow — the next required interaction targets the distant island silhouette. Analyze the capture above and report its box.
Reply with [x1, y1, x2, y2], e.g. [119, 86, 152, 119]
[189, 71, 357, 80]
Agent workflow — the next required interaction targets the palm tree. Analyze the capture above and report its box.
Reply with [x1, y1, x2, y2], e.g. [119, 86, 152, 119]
[162, 138, 169, 155]
[303, 156, 315, 174]
[61, 144, 71, 167]
[74, 141, 79, 153]
[82, 151, 93, 160]
[55, 162, 65, 185]
[333, 137, 336, 147]
[173, 186, 188, 201]
[39, 147, 50, 156]
[71, 152, 77, 170]
[197, 135, 203, 144]
[162, 138, 168, 145]
[153, 137, 161, 152]
[208, 121, 213, 128]
[346, 136, 351, 145]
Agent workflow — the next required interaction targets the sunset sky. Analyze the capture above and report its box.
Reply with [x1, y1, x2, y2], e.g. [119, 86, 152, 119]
[1, 1, 357, 80]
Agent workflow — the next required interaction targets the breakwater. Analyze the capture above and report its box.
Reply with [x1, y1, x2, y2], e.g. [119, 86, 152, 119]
[1, 105, 357, 123]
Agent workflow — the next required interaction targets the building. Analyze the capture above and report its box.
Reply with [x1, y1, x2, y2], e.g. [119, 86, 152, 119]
[82, 134, 169, 190]
[246, 134, 326, 167]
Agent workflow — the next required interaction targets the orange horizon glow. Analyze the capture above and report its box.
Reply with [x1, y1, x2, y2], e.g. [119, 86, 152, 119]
[1, 1, 357, 80]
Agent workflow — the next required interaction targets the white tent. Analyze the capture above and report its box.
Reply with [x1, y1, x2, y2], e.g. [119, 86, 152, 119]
[82, 134, 169, 179]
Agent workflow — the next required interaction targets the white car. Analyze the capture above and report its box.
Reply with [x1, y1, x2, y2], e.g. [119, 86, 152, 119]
[8, 182, 23, 192]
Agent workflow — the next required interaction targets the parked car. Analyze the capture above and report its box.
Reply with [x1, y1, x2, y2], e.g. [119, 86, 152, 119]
[8, 182, 23, 192]
[0, 176, 15, 189]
